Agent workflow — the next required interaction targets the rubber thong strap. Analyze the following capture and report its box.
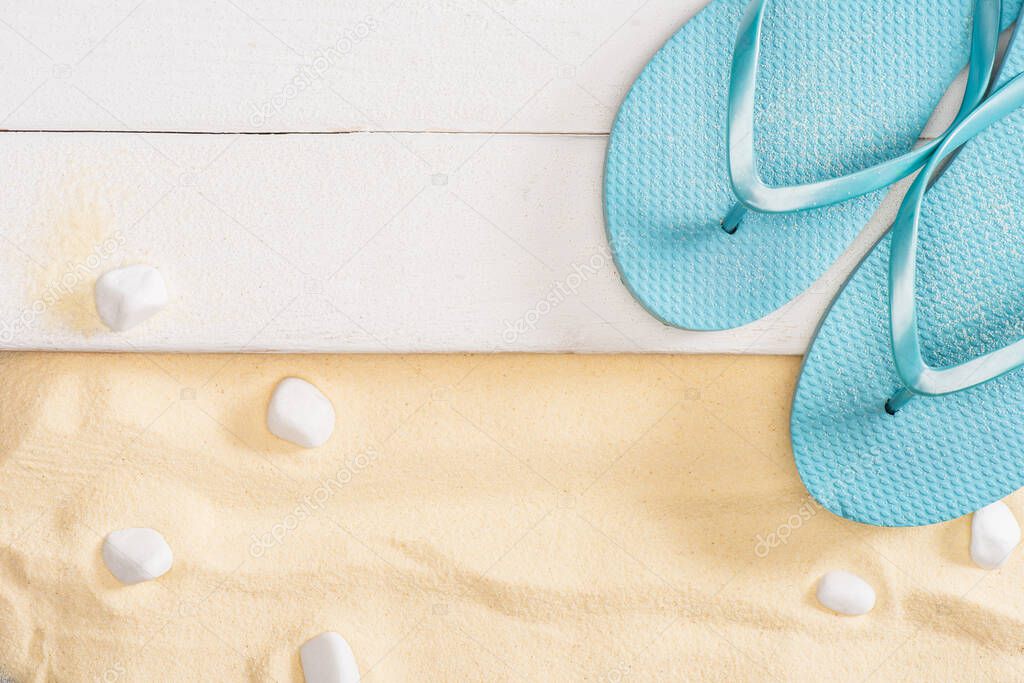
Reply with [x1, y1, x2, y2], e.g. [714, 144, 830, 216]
[889, 70, 1024, 397]
[727, 0, 1002, 214]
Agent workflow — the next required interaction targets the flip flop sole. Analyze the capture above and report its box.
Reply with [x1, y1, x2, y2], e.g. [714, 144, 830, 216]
[604, 0, 1020, 330]
[792, 25, 1024, 527]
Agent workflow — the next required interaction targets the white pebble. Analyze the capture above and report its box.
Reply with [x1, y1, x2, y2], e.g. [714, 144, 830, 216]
[94, 265, 168, 331]
[267, 377, 335, 448]
[300, 631, 359, 683]
[102, 528, 173, 585]
[971, 501, 1020, 569]
[816, 570, 875, 616]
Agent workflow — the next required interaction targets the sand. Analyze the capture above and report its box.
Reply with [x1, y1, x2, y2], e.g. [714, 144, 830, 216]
[0, 351, 1021, 681]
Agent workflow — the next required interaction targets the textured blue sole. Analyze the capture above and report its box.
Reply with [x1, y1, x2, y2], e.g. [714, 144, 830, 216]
[604, 0, 1015, 330]
[792, 6, 1024, 527]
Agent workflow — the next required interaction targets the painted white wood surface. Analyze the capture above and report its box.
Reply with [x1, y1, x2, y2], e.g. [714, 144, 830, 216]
[0, 131, 907, 354]
[0, 0, 968, 135]
[0, 1, 970, 353]
[0, 0, 699, 134]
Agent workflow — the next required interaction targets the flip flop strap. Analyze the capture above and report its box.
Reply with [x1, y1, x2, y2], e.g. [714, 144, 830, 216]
[727, 0, 1003, 214]
[889, 70, 1024, 396]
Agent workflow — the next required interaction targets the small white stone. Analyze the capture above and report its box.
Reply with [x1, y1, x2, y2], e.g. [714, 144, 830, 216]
[816, 570, 875, 616]
[94, 265, 168, 331]
[102, 528, 173, 585]
[267, 377, 335, 448]
[300, 631, 359, 683]
[971, 501, 1020, 570]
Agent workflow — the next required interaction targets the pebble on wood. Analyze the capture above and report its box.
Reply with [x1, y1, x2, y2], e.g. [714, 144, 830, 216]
[267, 377, 336, 448]
[300, 631, 360, 683]
[816, 570, 875, 616]
[971, 501, 1021, 570]
[102, 528, 173, 585]
[94, 264, 168, 331]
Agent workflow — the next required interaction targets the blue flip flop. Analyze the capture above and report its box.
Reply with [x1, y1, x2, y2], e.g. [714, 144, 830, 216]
[792, 7, 1024, 527]
[604, 0, 1019, 331]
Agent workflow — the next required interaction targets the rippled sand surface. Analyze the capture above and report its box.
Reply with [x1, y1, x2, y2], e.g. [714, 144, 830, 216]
[0, 352, 1017, 681]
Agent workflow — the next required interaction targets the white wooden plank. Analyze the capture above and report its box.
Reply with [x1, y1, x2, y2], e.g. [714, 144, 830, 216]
[0, 1, 982, 354]
[0, 0, 971, 135]
[0, 0, 705, 134]
[0, 131, 903, 354]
